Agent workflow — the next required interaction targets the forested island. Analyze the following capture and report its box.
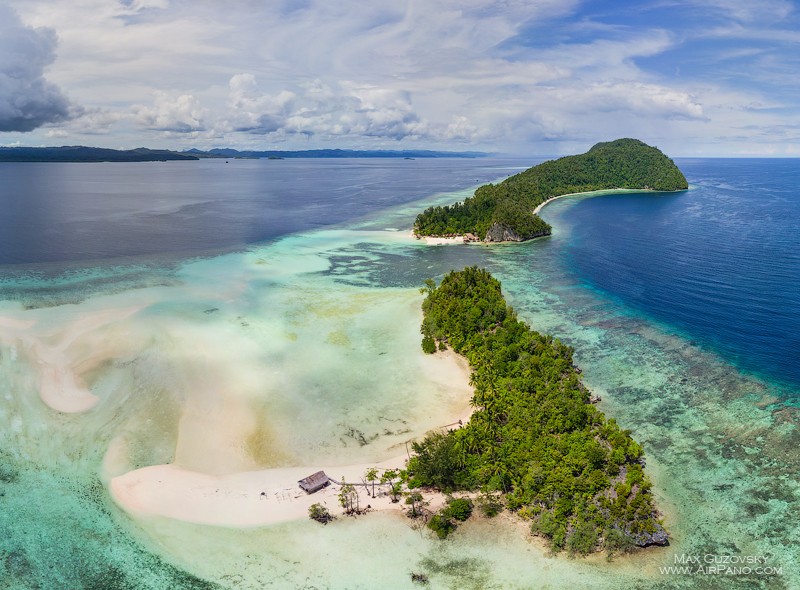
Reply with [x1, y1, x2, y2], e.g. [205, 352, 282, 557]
[0, 146, 488, 162]
[410, 267, 667, 555]
[0, 146, 199, 162]
[414, 138, 688, 242]
[183, 148, 487, 158]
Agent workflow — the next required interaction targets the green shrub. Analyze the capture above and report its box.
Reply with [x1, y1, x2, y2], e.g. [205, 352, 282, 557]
[308, 503, 334, 524]
[427, 514, 456, 539]
[566, 521, 598, 556]
[531, 511, 559, 537]
[551, 525, 568, 552]
[443, 497, 473, 521]
[604, 528, 635, 559]
[422, 335, 436, 354]
[479, 492, 503, 517]
[404, 491, 426, 517]
[409, 430, 461, 491]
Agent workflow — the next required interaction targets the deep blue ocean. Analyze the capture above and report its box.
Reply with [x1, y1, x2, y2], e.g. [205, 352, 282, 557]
[560, 158, 800, 392]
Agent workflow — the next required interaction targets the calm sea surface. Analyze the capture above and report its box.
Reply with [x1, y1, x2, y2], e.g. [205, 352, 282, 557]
[0, 158, 527, 265]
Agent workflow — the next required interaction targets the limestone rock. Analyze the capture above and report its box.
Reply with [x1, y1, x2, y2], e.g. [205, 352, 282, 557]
[483, 223, 551, 243]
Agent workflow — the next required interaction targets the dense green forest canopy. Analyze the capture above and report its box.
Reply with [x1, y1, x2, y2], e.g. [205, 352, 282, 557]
[412, 267, 667, 555]
[414, 138, 688, 241]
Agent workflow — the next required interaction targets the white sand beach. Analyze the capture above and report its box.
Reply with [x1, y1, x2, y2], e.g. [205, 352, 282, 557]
[106, 335, 475, 527]
[408, 229, 469, 245]
[109, 454, 450, 527]
[422, 236, 466, 245]
[109, 388, 475, 528]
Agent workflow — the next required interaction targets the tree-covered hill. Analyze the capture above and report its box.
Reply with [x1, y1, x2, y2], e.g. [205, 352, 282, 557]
[412, 267, 668, 555]
[413, 138, 687, 242]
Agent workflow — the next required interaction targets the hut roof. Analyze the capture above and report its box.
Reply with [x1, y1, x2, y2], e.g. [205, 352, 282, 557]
[298, 470, 330, 494]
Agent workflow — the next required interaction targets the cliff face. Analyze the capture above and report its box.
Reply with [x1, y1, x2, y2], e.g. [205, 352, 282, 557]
[630, 522, 669, 547]
[483, 223, 551, 243]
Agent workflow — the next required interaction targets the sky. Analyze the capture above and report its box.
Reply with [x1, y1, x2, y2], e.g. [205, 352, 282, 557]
[1, 0, 800, 156]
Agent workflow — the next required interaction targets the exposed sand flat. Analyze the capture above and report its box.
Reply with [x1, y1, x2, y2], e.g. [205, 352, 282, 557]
[423, 236, 465, 245]
[31, 341, 102, 413]
[407, 229, 469, 245]
[105, 334, 475, 527]
[109, 454, 454, 527]
[0, 306, 143, 413]
[0, 316, 35, 330]
[110, 348, 474, 528]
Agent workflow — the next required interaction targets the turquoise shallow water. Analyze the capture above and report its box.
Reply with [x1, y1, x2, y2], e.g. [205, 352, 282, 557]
[0, 162, 798, 589]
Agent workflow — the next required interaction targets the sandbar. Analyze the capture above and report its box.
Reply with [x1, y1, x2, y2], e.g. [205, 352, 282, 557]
[0, 316, 35, 330]
[407, 230, 469, 245]
[109, 346, 475, 528]
[0, 306, 142, 413]
[423, 236, 466, 245]
[110, 454, 454, 527]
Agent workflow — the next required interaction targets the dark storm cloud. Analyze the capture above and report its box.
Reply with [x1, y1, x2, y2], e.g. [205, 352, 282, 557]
[0, 3, 79, 132]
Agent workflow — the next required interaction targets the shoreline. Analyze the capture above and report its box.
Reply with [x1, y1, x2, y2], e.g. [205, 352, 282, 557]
[408, 229, 474, 245]
[409, 188, 686, 246]
[109, 347, 474, 528]
[533, 187, 688, 215]
[110, 455, 426, 528]
[110, 445, 460, 529]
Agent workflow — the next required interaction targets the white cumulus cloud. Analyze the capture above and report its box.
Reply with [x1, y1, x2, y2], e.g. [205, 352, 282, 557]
[578, 82, 707, 121]
[223, 74, 296, 134]
[130, 90, 209, 132]
[218, 75, 429, 141]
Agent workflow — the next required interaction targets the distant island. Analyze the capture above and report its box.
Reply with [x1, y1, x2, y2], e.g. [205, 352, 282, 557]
[413, 138, 688, 243]
[0, 146, 489, 162]
[0, 146, 199, 162]
[183, 148, 488, 159]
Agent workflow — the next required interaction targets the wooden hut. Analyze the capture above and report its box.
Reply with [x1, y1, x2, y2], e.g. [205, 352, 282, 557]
[298, 471, 330, 494]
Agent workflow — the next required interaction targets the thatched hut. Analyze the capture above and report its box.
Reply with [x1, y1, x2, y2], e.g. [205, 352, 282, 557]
[298, 471, 330, 494]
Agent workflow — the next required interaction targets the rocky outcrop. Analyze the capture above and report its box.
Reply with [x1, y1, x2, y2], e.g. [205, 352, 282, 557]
[626, 519, 670, 547]
[483, 223, 551, 243]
